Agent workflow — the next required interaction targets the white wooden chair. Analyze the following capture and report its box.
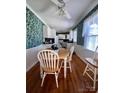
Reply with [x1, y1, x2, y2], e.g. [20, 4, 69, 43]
[37, 50, 62, 88]
[66, 46, 75, 72]
[83, 46, 98, 90]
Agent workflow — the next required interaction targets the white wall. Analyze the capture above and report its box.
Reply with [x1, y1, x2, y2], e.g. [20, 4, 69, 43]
[67, 43, 97, 63]
[74, 44, 98, 63]
[43, 25, 56, 38]
[68, 29, 77, 42]
[47, 27, 56, 38]
[58, 34, 65, 39]
[55, 36, 58, 44]
[69, 30, 73, 41]
[43, 25, 47, 42]
[67, 34, 70, 39]
[26, 44, 52, 72]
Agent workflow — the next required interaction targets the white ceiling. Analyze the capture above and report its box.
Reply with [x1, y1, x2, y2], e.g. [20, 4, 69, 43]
[26, 0, 98, 32]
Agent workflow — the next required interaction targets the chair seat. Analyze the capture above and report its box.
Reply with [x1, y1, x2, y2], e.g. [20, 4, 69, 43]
[42, 68, 59, 73]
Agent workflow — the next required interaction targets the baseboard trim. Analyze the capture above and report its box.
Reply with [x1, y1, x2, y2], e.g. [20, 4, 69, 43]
[26, 61, 38, 72]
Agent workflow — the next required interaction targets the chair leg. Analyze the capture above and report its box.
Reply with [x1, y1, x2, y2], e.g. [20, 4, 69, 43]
[40, 67, 43, 78]
[40, 72, 43, 78]
[41, 73, 46, 87]
[58, 61, 63, 73]
[69, 61, 72, 72]
[55, 72, 58, 88]
[83, 64, 88, 76]
[93, 69, 97, 90]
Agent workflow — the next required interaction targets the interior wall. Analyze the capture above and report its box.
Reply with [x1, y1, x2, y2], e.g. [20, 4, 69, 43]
[77, 22, 84, 45]
[26, 44, 52, 72]
[73, 29, 77, 42]
[47, 28, 56, 38]
[69, 30, 73, 41]
[67, 43, 97, 63]
[43, 26, 56, 38]
[26, 7, 43, 49]
[26, 7, 46, 71]
[68, 29, 77, 42]
[74, 44, 98, 64]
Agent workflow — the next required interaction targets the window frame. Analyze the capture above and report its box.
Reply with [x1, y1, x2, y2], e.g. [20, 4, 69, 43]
[82, 10, 98, 51]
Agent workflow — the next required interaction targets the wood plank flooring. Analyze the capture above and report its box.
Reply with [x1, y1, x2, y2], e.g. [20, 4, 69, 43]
[26, 54, 98, 93]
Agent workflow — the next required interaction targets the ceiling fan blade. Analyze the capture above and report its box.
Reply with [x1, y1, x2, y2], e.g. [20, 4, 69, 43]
[63, 8, 72, 19]
[51, 0, 71, 19]
[63, 0, 70, 3]
[55, 8, 72, 19]
[54, 7, 64, 16]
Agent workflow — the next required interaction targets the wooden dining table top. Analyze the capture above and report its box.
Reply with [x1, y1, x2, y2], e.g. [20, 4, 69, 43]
[58, 48, 69, 59]
[45, 48, 69, 59]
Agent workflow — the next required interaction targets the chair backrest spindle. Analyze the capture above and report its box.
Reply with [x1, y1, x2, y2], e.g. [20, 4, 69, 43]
[37, 50, 60, 72]
[68, 46, 74, 61]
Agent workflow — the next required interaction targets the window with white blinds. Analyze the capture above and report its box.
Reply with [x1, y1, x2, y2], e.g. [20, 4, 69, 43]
[82, 11, 98, 51]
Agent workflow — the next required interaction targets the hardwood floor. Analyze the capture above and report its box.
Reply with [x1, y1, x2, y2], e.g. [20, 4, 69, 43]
[26, 54, 98, 93]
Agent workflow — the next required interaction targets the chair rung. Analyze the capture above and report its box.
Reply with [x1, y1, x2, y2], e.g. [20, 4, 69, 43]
[61, 66, 71, 68]
[86, 68, 96, 74]
[86, 72, 94, 81]
[85, 72, 97, 82]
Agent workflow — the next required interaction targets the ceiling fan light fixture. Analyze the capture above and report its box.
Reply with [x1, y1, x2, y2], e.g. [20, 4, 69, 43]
[51, 0, 71, 19]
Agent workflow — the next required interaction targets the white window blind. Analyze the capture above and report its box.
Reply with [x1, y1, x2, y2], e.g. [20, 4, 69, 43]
[82, 11, 98, 51]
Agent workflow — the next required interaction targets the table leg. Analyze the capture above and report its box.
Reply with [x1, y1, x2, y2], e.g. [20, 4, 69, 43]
[64, 58, 67, 78]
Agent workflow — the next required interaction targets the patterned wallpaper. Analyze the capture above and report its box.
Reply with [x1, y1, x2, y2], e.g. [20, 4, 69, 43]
[26, 7, 43, 49]
[77, 22, 84, 45]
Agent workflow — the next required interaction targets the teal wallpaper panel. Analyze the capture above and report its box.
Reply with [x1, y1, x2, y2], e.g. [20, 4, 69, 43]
[26, 7, 43, 49]
[77, 22, 84, 45]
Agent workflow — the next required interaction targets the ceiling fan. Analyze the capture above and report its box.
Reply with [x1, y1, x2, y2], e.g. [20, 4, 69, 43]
[51, 0, 72, 19]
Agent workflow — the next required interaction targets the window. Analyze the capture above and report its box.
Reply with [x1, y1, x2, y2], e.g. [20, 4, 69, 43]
[68, 29, 77, 42]
[73, 28, 77, 43]
[82, 11, 98, 51]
